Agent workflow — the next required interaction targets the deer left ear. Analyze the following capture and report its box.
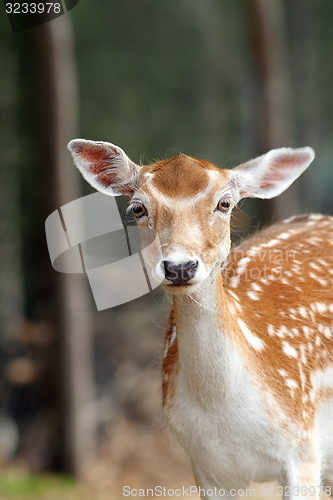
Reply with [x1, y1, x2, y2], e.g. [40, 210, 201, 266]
[67, 139, 141, 198]
[230, 147, 315, 201]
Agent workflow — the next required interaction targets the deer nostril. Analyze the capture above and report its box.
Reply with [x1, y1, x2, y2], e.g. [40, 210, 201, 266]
[184, 260, 199, 271]
[163, 260, 199, 284]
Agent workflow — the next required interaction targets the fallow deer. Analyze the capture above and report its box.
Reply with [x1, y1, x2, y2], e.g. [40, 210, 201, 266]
[68, 139, 333, 500]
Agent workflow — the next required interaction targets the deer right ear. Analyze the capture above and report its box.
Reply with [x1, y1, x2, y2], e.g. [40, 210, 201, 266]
[230, 147, 315, 201]
[67, 139, 141, 198]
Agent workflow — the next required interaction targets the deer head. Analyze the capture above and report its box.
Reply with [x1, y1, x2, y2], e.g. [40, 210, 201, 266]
[68, 139, 314, 295]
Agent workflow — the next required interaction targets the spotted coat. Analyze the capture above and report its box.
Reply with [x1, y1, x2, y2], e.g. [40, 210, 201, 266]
[163, 213, 333, 427]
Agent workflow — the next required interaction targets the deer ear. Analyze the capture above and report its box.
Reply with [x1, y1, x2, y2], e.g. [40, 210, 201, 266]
[230, 147, 315, 201]
[67, 139, 140, 198]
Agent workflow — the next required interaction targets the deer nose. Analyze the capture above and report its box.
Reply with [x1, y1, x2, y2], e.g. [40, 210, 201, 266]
[163, 260, 199, 284]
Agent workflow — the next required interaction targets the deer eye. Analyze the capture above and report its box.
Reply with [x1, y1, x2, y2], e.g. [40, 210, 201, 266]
[131, 203, 147, 218]
[216, 198, 231, 213]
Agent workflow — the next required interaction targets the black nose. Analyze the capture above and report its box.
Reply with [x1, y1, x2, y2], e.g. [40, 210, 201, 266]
[163, 260, 199, 284]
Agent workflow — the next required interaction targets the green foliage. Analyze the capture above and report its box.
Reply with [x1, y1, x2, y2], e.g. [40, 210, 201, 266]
[0, 472, 78, 499]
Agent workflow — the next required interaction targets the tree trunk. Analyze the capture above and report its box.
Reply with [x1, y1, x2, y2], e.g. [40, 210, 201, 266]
[32, 15, 96, 478]
[244, 0, 299, 223]
[0, 21, 23, 338]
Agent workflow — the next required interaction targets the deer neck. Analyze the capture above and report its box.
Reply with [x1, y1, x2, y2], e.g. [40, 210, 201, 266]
[172, 264, 245, 406]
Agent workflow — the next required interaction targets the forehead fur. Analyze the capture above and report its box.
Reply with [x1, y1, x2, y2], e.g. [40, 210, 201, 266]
[140, 154, 227, 198]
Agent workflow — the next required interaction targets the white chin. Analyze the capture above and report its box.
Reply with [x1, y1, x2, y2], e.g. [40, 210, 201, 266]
[161, 281, 202, 295]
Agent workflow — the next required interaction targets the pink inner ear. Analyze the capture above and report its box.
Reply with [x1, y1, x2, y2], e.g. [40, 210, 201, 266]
[260, 153, 306, 190]
[80, 146, 121, 187]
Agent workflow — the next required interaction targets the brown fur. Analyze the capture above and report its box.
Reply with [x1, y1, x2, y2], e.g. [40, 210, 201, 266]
[163, 214, 333, 428]
[162, 310, 178, 413]
[68, 139, 328, 491]
[141, 155, 221, 198]
[135, 155, 333, 428]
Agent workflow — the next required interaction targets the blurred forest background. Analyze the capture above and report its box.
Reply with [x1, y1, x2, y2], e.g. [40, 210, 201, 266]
[1, 0, 333, 498]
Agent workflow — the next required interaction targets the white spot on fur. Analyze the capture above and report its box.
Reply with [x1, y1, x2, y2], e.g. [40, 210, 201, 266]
[282, 341, 298, 358]
[277, 325, 288, 338]
[282, 215, 297, 224]
[323, 327, 332, 339]
[267, 324, 275, 336]
[228, 290, 240, 302]
[302, 325, 311, 338]
[298, 307, 307, 319]
[285, 378, 298, 389]
[291, 328, 299, 337]
[229, 275, 240, 288]
[278, 232, 291, 240]
[309, 214, 324, 220]
[247, 291, 259, 301]
[237, 319, 265, 351]
[285, 378, 298, 398]
[316, 302, 328, 314]
[299, 345, 307, 365]
[266, 239, 279, 248]
[247, 245, 262, 257]
[238, 257, 251, 272]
